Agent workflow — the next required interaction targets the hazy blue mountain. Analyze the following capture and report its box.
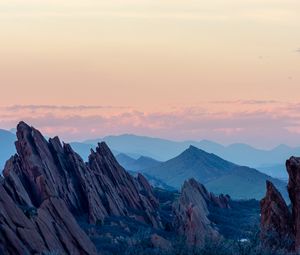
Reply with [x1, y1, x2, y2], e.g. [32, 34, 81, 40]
[69, 142, 95, 161]
[256, 163, 288, 181]
[83, 134, 300, 178]
[84, 134, 188, 161]
[116, 153, 161, 172]
[0, 129, 16, 171]
[128, 170, 175, 191]
[193, 142, 298, 169]
[141, 146, 288, 200]
[116, 153, 136, 167]
[70, 142, 120, 161]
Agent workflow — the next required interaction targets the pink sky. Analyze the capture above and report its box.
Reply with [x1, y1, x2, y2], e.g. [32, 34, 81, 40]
[0, 1, 300, 148]
[1, 101, 300, 149]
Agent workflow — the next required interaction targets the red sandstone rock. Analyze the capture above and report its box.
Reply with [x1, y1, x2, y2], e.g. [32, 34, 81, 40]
[287, 157, 300, 251]
[260, 157, 300, 252]
[1, 121, 162, 254]
[0, 184, 97, 255]
[3, 122, 161, 226]
[173, 178, 228, 246]
[260, 181, 294, 250]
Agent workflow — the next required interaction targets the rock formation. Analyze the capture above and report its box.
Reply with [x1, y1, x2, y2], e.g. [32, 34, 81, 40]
[260, 181, 294, 250]
[0, 121, 162, 254]
[287, 157, 300, 250]
[173, 178, 230, 246]
[260, 156, 300, 252]
[0, 181, 97, 255]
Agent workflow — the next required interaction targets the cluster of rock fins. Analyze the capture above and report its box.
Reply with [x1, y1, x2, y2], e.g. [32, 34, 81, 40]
[3, 121, 299, 254]
[0, 122, 230, 254]
[0, 122, 161, 254]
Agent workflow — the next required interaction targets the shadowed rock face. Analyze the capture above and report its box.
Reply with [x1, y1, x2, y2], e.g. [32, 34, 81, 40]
[0, 182, 97, 255]
[260, 156, 300, 252]
[287, 157, 300, 250]
[173, 178, 230, 246]
[260, 181, 294, 250]
[0, 122, 161, 254]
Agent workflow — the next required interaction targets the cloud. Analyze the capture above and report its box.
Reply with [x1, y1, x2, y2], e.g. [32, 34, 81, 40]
[1, 101, 300, 148]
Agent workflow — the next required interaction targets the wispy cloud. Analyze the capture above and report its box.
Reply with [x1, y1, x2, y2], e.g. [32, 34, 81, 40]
[1, 101, 300, 148]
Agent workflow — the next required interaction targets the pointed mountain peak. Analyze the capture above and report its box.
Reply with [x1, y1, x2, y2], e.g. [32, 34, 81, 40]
[188, 145, 198, 150]
[183, 145, 198, 154]
[182, 145, 208, 157]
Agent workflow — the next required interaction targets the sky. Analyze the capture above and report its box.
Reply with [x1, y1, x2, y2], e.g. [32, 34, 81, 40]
[0, 0, 300, 148]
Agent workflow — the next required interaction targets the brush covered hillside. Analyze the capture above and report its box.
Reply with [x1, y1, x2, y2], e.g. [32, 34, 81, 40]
[142, 146, 288, 200]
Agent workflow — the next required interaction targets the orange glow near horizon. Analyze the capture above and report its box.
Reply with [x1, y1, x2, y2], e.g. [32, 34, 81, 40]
[0, 1, 300, 147]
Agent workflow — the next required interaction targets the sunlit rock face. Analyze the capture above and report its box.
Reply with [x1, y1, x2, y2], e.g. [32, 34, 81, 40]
[0, 121, 161, 254]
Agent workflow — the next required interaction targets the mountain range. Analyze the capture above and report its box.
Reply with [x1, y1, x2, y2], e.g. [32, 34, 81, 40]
[137, 145, 288, 200]
[1, 131, 297, 181]
[0, 122, 298, 254]
[0, 121, 262, 254]
[116, 153, 161, 172]
[83, 134, 300, 180]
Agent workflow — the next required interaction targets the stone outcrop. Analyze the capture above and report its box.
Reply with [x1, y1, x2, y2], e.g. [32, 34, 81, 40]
[0, 121, 162, 254]
[260, 156, 300, 252]
[260, 181, 294, 250]
[287, 157, 300, 250]
[173, 178, 230, 246]
[0, 182, 97, 255]
[3, 122, 161, 226]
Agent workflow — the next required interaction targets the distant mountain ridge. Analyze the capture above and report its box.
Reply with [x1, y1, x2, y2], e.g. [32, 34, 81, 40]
[116, 153, 161, 172]
[83, 134, 300, 179]
[141, 145, 288, 200]
[1, 132, 298, 179]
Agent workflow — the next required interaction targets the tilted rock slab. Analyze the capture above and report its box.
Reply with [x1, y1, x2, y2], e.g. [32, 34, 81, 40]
[260, 181, 294, 250]
[0, 183, 97, 255]
[287, 157, 300, 251]
[260, 156, 300, 252]
[173, 178, 229, 246]
[3, 122, 161, 226]
[1, 121, 162, 254]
